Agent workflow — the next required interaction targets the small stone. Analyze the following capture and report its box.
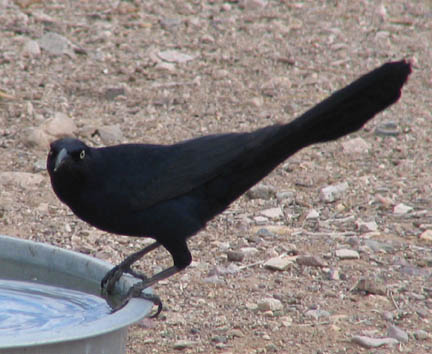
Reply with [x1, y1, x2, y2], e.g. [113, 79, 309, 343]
[280, 316, 293, 327]
[414, 330, 430, 340]
[173, 340, 197, 350]
[240, 0, 268, 11]
[352, 336, 398, 348]
[353, 278, 386, 295]
[305, 309, 330, 320]
[96, 125, 124, 145]
[375, 121, 400, 136]
[22, 127, 50, 149]
[393, 203, 413, 215]
[228, 329, 244, 338]
[22, 39, 41, 57]
[382, 311, 394, 321]
[419, 230, 432, 243]
[38, 32, 75, 57]
[104, 87, 126, 100]
[253, 216, 268, 224]
[276, 190, 295, 202]
[260, 207, 283, 220]
[356, 220, 378, 232]
[41, 112, 77, 138]
[326, 268, 340, 280]
[257, 298, 283, 312]
[342, 137, 370, 154]
[320, 182, 348, 203]
[305, 209, 319, 220]
[160, 17, 182, 29]
[200, 34, 215, 44]
[226, 250, 244, 262]
[264, 256, 294, 271]
[158, 50, 196, 63]
[240, 247, 259, 256]
[387, 324, 408, 343]
[246, 184, 276, 200]
[335, 249, 360, 260]
[296, 255, 326, 267]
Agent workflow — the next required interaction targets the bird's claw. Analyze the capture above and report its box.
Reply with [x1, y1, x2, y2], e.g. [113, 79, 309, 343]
[101, 265, 123, 295]
[109, 282, 163, 317]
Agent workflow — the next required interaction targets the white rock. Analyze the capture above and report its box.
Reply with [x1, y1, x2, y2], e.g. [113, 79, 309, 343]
[240, 247, 259, 256]
[22, 127, 50, 149]
[306, 209, 319, 219]
[38, 32, 75, 57]
[22, 39, 41, 57]
[240, 0, 268, 11]
[41, 112, 77, 138]
[352, 335, 398, 348]
[387, 324, 408, 343]
[158, 50, 196, 63]
[264, 256, 294, 271]
[260, 207, 283, 220]
[320, 182, 348, 202]
[356, 220, 378, 232]
[336, 249, 360, 260]
[342, 137, 370, 154]
[96, 125, 123, 144]
[393, 203, 413, 215]
[419, 230, 432, 243]
[257, 298, 283, 312]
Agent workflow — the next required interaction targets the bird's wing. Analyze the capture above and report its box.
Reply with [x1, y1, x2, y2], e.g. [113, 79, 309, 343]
[118, 125, 281, 211]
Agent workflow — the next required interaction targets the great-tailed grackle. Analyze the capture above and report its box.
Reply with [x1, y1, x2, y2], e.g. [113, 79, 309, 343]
[47, 61, 411, 314]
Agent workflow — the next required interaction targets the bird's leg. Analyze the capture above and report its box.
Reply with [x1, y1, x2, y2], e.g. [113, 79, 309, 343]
[101, 241, 161, 294]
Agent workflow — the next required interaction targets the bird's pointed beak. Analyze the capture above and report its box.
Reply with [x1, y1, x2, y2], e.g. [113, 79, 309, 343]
[54, 148, 68, 172]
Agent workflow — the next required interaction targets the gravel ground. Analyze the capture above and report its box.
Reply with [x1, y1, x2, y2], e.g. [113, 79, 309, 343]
[1, 0, 432, 353]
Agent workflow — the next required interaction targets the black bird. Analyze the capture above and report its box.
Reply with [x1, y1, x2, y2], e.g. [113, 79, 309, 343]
[47, 61, 411, 314]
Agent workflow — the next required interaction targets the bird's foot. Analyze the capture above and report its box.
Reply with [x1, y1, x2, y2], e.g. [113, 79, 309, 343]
[101, 265, 149, 295]
[109, 283, 163, 317]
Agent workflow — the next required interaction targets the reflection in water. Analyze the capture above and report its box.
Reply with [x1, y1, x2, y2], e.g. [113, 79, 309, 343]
[0, 279, 111, 336]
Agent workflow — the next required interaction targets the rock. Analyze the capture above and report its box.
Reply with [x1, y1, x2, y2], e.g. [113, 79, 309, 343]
[240, 0, 268, 11]
[0, 172, 44, 189]
[226, 250, 244, 262]
[356, 220, 378, 232]
[296, 255, 326, 267]
[22, 39, 41, 57]
[393, 203, 413, 216]
[160, 17, 182, 29]
[257, 298, 283, 312]
[375, 121, 400, 136]
[251, 225, 292, 236]
[276, 190, 295, 202]
[264, 256, 294, 271]
[335, 249, 359, 260]
[22, 127, 50, 149]
[158, 50, 196, 63]
[414, 330, 430, 340]
[326, 268, 340, 280]
[96, 125, 124, 144]
[104, 87, 126, 100]
[41, 112, 77, 138]
[173, 340, 197, 350]
[228, 329, 244, 338]
[305, 209, 319, 220]
[253, 215, 268, 224]
[305, 309, 330, 320]
[352, 335, 398, 348]
[342, 137, 370, 154]
[240, 247, 259, 256]
[364, 239, 394, 253]
[260, 207, 283, 220]
[280, 316, 293, 327]
[419, 230, 432, 243]
[387, 324, 408, 343]
[38, 32, 75, 57]
[353, 278, 386, 295]
[246, 183, 275, 200]
[382, 311, 394, 321]
[320, 182, 348, 202]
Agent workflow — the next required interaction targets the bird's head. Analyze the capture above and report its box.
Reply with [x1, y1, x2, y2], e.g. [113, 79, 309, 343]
[47, 137, 92, 179]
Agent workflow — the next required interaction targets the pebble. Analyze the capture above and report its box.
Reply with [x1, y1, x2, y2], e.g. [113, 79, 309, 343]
[296, 255, 327, 267]
[414, 330, 430, 340]
[96, 125, 124, 144]
[342, 137, 370, 154]
[375, 121, 400, 136]
[257, 298, 283, 312]
[22, 39, 41, 57]
[393, 203, 413, 216]
[240, 0, 268, 11]
[320, 182, 348, 203]
[419, 230, 432, 243]
[335, 249, 360, 259]
[158, 49, 196, 63]
[352, 335, 398, 348]
[353, 278, 386, 295]
[305, 209, 319, 220]
[41, 112, 77, 138]
[240, 247, 259, 256]
[246, 183, 276, 200]
[173, 340, 197, 350]
[228, 329, 244, 338]
[264, 256, 294, 271]
[304, 309, 330, 320]
[23, 127, 50, 149]
[104, 87, 126, 100]
[364, 239, 394, 253]
[387, 324, 409, 343]
[38, 32, 75, 57]
[356, 220, 378, 232]
[276, 190, 295, 202]
[260, 207, 283, 220]
[227, 250, 244, 262]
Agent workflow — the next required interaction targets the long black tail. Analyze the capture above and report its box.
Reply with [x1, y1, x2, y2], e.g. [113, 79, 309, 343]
[202, 60, 411, 219]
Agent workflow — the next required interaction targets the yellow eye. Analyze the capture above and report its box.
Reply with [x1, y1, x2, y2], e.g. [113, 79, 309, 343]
[80, 150, 86, 159]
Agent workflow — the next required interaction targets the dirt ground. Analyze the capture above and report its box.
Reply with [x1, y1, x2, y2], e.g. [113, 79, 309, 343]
[1, 0, 432, 353]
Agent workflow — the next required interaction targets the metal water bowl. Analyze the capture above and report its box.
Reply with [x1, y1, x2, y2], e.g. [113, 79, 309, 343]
[0, 234, 153, 354]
